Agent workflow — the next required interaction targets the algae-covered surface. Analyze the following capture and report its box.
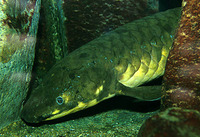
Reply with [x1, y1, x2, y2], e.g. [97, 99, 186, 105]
[0, 96, 159, 136]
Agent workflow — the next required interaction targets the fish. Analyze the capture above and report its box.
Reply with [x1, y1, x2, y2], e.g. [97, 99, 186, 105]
[20, 8, 181, 123]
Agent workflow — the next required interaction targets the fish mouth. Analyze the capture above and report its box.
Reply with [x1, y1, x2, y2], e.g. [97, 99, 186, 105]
[20, 107, 47, 123]
[20, 108, 54, 123]
[20, 100, 53, 123]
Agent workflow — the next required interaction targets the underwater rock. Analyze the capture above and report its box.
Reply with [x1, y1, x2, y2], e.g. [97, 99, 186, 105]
[161, 0, 200, 111]
[0, 0, 41, 129]
[33, 0, 67, 79]
[64, 0, 159, 52]
[138, 107, 200, 137]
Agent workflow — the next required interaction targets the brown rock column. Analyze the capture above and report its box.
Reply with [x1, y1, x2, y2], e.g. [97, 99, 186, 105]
[162, 0, 200, 111]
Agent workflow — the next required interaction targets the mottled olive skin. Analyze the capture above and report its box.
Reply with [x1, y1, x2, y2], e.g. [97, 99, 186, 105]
[21, 8, 181, 123]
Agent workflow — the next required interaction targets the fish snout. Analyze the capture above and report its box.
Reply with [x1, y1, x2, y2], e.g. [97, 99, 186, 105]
[20, 103, 44, 123]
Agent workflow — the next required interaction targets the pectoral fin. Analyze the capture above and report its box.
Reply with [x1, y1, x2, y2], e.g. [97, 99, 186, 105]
[119, 85, 162, 101]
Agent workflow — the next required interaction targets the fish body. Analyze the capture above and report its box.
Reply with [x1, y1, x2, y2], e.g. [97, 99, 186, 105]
[21, 8, 181, 123]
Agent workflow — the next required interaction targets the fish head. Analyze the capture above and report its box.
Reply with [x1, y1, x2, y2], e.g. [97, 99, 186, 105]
[20, 54, 116, 123]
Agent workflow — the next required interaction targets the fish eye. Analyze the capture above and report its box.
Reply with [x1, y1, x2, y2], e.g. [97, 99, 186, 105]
[56, 96, 64, 105]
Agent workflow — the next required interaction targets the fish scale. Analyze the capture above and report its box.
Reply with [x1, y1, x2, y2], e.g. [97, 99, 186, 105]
[112, 10, 179, 87]
[21, 8, 181, 123]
